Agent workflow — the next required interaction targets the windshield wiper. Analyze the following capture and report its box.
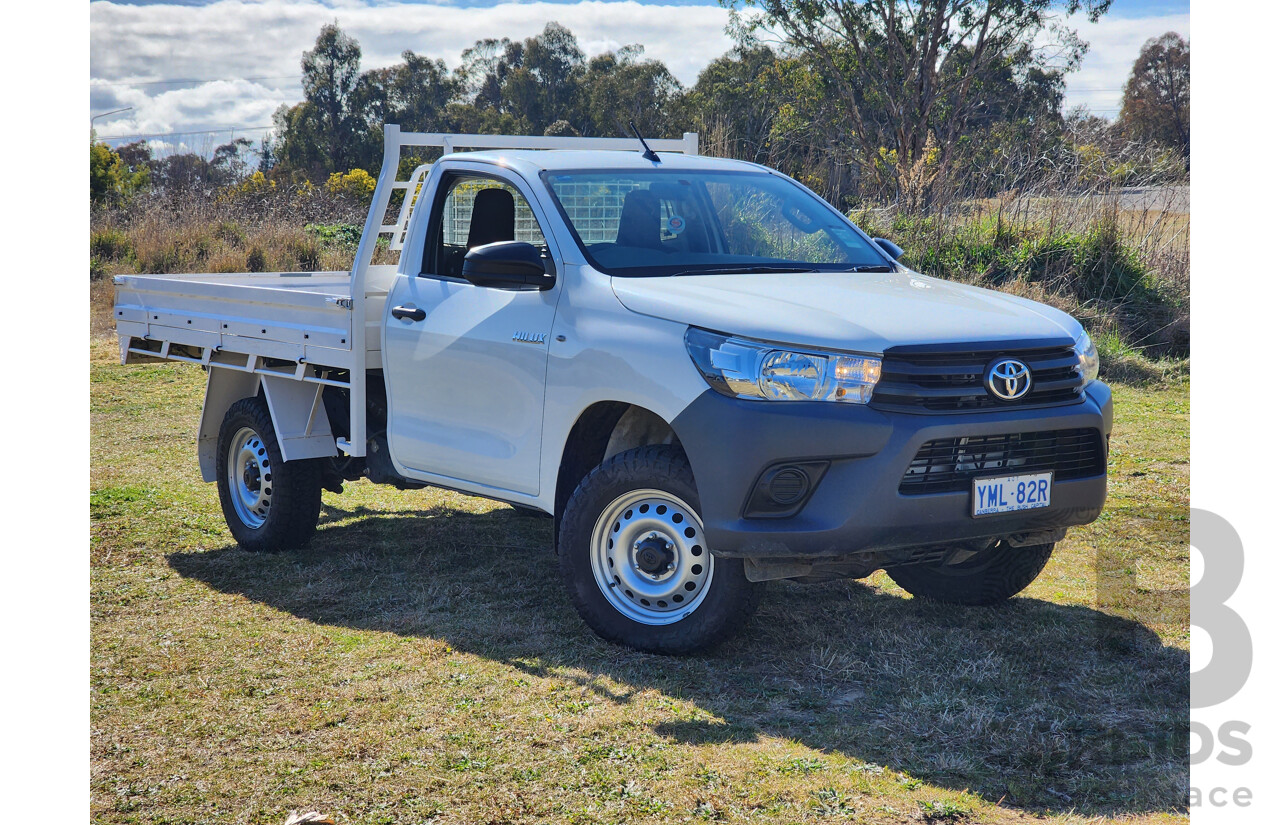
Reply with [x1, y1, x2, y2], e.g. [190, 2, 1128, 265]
[667, 263, 896, 277]
[670, 265, 815, 277]
[841, 264, 896, 273]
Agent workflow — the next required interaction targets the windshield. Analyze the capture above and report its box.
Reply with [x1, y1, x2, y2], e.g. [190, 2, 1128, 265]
[541, 169, 891, 277]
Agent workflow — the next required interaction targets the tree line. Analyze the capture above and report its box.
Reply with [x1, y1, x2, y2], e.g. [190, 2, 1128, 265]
[92, 1, 1190, 211]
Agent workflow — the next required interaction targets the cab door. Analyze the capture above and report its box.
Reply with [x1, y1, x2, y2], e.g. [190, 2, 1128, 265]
[381, 168, 560, 496]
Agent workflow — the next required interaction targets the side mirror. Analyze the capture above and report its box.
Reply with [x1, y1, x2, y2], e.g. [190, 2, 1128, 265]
[462, 241, 556, 290]
[873, 237, 905, 261]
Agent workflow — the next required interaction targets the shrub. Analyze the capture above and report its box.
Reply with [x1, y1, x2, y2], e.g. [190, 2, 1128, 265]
[215, 221, 246, 247]
[192, 234, 213, 262]
[284, 234, 322, 271]
[326, 169, 377, 204]
[305, 223, 362, 250]
[138, 245, 182, 274]
[90, 142, 147, 205]
[246, 246, 267, 273]
[224, 171, 276, 201]
[90, 229, 134, 262]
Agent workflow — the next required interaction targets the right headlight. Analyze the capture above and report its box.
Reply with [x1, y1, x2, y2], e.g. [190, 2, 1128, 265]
[685, 328, 882, 404]
[1074, 330, 1100, 387]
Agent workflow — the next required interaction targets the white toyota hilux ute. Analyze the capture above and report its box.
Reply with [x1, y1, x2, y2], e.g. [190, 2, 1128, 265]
[114, 126, 1111, 654]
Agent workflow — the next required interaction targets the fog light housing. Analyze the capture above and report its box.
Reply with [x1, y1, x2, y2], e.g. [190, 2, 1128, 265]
[768, 468, 810, 505]
[744, 461, 830, 518]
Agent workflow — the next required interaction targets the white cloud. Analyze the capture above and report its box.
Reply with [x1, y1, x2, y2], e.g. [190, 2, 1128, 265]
[1062, 12, 1190, 116]
[89, 0, 1189, 145]
[90, 0, 735, 144]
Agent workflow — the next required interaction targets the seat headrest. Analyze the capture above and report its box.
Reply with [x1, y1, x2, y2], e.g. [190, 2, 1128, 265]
[466, 188, 516, 249]
[616, 189, 662, 250]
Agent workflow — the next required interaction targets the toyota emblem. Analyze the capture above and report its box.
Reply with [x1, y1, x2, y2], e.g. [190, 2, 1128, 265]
[985, 358, 1032, 401]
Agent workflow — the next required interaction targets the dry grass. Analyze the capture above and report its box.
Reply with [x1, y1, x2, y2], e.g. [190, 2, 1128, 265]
[851, 185, 1190, 362]
[967, 187, 1189, 318]
[90, 189, 393, 280]
[90, 327, 1189, 824]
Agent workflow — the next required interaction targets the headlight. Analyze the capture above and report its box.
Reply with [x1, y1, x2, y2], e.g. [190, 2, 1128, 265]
[1074, 330, 1100, 386]
[685, 328, 881, 403]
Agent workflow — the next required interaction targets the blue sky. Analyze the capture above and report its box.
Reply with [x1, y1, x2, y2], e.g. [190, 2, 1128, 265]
[90, 0, 1190, 152]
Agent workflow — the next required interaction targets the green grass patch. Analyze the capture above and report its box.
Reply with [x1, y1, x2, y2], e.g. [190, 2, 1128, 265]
[90, 485, 159, 520]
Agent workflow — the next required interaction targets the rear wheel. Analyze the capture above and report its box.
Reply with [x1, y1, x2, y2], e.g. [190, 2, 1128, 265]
[558, 446, 762, 654]
[885, 541, 1054, 605]
[215, 397, 322, 552]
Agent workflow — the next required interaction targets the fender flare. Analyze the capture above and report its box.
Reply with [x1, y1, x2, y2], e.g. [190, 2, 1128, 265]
[197, 370, 337, 482]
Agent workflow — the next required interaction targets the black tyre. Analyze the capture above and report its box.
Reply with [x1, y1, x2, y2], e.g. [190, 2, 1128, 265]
[885, 541, 1055, 605]
[558, 445, 762, 655]
[215, 396, 323, 552]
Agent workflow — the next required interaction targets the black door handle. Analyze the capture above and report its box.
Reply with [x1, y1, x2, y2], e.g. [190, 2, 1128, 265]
[391, 305, 426, 322]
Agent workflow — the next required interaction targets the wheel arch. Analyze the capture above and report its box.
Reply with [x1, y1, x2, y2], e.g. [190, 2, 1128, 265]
[554, 402, 686, 523]
[198, 370, 261, 482]
[198, 370, 337, 482]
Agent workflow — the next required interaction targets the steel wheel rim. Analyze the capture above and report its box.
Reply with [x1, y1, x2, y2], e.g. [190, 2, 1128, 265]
[590, 488, 714, 626]
[227, 426, 272, 529]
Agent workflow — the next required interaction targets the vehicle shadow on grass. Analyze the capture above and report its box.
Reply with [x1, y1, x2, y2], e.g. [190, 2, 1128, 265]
[168, 505, 1189, 818]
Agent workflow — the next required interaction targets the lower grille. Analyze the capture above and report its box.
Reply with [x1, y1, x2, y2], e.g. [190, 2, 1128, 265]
[899, 428, 1107, 495]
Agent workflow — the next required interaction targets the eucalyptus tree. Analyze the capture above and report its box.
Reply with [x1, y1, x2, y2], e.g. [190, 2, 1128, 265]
[1118, 32, 1189, 160]
[722, 0, 1111, 207]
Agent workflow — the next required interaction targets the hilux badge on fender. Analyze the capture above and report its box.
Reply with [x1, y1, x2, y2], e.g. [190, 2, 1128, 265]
[985, 358, 1032, 400]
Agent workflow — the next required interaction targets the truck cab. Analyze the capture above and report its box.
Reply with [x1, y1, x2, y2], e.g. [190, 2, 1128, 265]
[115, 126, 1110, 654]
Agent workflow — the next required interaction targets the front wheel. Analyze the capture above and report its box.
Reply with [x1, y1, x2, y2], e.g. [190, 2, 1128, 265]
[215, 397, 323, 552]
[558, 446, 762, 654]
[885, 541, 1055, 605]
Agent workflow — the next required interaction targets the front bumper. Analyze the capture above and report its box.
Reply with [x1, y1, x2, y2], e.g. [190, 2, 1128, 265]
[670, 382, 1112, 558]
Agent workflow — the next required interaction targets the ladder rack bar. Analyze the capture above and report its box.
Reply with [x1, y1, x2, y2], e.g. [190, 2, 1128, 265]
[394, 131, 700, 154]
[346, 123, 404, 458]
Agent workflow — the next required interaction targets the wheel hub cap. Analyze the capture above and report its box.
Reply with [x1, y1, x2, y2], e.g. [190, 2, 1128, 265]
[227, 426, 272, 530]
[634, 534, 674, 575]
[589, 489, 714, 626]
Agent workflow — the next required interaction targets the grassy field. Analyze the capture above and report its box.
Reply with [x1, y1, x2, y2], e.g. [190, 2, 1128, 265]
[90, 330, 1189, 825]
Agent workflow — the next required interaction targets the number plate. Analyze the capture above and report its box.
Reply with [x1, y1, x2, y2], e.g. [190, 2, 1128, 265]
[972, 472, 1053, 517]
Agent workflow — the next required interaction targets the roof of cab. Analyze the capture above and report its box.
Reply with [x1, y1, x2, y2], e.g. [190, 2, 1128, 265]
[437, 149, 768, 176]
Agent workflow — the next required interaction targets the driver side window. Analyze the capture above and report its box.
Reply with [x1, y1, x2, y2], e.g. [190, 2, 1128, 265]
[425, 174, 546, 278]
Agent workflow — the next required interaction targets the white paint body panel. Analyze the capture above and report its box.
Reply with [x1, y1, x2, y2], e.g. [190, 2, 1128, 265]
[610, 269, 1080, 355]
[114, 268, 396, 370]
[382, 275, 559, 495]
